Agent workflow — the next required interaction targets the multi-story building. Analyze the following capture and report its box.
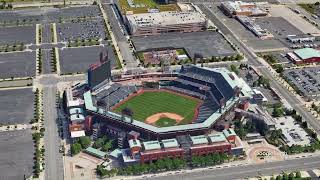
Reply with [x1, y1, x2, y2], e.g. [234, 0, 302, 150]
[190, 134, 231, 156]
[120, 129, 243, 164]
[220, 1, 268, 17]
[125, 11, 207, 36]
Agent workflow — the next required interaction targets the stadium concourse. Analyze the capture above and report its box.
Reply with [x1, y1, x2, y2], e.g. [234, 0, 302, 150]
[63, 64, 254, 140]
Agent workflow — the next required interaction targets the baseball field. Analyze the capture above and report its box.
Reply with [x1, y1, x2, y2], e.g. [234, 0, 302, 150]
[113, 90, 202, 127]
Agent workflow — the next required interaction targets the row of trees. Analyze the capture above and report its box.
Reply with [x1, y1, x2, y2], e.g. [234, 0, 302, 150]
[32, 132, 45, 178]
[0, 43, 25, 52]
[37, 49, 43, 74]
[67, 38, 100, 47]
[51, 48, 57, 73]
[191, 153, 229, 167]
[117, 158, 187, 176]
[270, 171, 305, 180]
[234, 119, 256, 139]
[0, 1, 12, 9]
[30, 89, 42, 124]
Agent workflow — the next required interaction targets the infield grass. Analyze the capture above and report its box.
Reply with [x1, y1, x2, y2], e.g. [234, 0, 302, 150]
[113, 91, 201, 126]
[155, 118, 177, 127]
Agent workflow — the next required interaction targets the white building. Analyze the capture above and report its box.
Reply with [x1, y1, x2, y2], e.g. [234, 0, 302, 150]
[126, 11, 207, 36]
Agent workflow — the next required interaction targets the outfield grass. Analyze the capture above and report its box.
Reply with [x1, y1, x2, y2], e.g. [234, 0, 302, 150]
[155, 118, 177, 127]
[113, 91, 200, 126]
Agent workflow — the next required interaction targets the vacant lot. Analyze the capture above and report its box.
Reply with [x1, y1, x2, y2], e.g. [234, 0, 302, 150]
[132, 31, 236, 59]
[59, 46, 117, 74]
[269, 5, 320, 34]
[113, 90, 201, 126]
[0, 88, 34, 125]
[0, 51, 36, 79]
[0, 129, 34, 179]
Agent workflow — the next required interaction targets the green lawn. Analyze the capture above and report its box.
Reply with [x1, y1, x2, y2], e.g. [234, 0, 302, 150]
[113, 91, 201, 126]
[298, 3, 316, 14]
[155, 118, 177, 127]
[119, 0, 180, 14]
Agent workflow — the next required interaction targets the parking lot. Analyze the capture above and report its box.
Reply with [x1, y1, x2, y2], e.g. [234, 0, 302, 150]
[0, 25, 35, 45]
[57, 19, 105, 42]
[0, 51, 36, 79]
[46, 6, 101, 22]
[0, 129, 34, 179]
[0, 88, 34, 125]
[132, 31, 236, 59]
[59, 46, 117, 74]
[256, 17, 302, 40]
[269, 5, 320, 35]
[0, 5, 101, 24]
[208, 5, 286, 52]
[284, 67, 320, 98]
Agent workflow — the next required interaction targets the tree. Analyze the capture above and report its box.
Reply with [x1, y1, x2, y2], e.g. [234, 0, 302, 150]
[79, 136, 91, 149]
[101, 140, 113, 152]
[93, 138, 104, 149]
[288, 172, 295, 180]
[71, 143, 82, 155]
[230, 64, 239, 75]
[273, 107, 284, 117]
[295, 171, 301, 178]
[276, 175, 282, 180]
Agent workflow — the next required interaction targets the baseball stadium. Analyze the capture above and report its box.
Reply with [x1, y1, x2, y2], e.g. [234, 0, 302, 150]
[79, 64, 251, 140]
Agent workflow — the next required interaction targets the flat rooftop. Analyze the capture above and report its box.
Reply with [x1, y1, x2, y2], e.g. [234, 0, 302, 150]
[191, 135, 208, 145]
[143, 140, 161, 151]
[162, 138, 179, 149]
[208, 133, 227, 143]
[126, 11, 206, 27]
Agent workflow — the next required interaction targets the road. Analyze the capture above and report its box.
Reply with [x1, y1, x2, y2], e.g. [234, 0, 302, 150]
[198, 4, 320, 134]
[150, 155, 320, 180]
[43, 86, 64, 180]
[103, 3, 139, 70]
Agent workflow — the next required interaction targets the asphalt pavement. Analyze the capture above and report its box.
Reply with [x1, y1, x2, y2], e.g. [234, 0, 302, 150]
[198, 4, 320, 134]
[104, 3, 139, 70]
[43, 86, 64, 180]
[150, 155, 320, 180]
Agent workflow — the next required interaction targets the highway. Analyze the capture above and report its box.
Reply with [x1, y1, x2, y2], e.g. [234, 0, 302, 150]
[150, 155, 320, 180]
[43, 86, 64, 180]
[198, 4, 320, 134]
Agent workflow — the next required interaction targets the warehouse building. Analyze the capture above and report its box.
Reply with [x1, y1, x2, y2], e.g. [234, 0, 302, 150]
[287, 34, 315, 43]
[125, 11, 207, 36]
[236, 16, 273, 39]
[220, 1, 268, 17]
[287, 48, 320, 64]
